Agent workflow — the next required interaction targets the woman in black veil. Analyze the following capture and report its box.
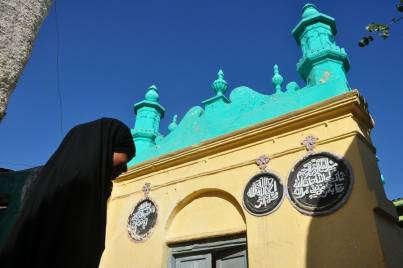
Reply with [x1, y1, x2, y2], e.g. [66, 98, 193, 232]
[0, 118, 135, 267]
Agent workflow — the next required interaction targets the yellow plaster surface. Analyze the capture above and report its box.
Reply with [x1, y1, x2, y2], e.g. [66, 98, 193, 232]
[166, 191, 246, 242]
[100, 91, 403, 268]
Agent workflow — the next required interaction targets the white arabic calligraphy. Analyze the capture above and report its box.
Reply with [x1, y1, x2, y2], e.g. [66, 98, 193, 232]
[293, 157, 345, 200]
[247, 176, 279, 208]
[129, 201, 156, 233]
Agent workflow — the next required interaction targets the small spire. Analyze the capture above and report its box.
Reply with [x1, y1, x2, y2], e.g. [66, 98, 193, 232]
[168, 114, 178, 132]
[212, 69, 228, 96]
[302, 3, 320, 19]
[272, 64, 284, 94]
[218, 69, 224, 79]
[145, 85, 159, 102]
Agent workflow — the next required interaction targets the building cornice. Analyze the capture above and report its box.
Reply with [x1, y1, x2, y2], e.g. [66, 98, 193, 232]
[117, 90, 373, 182]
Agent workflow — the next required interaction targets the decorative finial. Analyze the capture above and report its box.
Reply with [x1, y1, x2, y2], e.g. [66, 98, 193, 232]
[272, 64, 284, 94]
[256, 154, 270, 172]
[168, 114, 178, 132]
[302, 3, 319, 19]
[212, 69, 228, 96]
[142, 182, 151, 198]
[218, 69, 224, 79]
[145, 85, 159, 102]
[301, 135, 318, 153]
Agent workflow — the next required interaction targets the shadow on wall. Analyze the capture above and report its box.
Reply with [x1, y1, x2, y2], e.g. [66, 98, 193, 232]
[305, 136, 403, 268]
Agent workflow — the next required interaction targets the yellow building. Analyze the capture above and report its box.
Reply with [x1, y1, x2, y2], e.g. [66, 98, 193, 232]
[100, 4, 403, 268]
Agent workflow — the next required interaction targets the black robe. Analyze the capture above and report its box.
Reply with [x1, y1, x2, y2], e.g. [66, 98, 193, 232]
[0, 118, 135, 267]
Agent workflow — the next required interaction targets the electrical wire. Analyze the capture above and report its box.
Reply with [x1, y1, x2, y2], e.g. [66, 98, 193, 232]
[54, 0, 64, 137]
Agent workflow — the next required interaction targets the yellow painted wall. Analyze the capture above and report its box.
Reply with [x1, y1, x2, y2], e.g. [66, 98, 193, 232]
[100, 92, 403, 268]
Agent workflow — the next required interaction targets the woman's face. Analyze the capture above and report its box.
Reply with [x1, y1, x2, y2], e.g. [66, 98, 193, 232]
[111, 152, 128, 178]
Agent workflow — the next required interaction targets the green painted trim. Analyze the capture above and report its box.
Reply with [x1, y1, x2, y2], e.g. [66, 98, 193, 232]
[128, 4, 352, 166]
[129, 79, 350, 166]
[202, 94, 230, 107]
[134, 100, 165, 116]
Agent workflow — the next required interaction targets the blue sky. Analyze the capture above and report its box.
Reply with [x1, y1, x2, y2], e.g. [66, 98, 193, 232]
[0, 0, 402, 199]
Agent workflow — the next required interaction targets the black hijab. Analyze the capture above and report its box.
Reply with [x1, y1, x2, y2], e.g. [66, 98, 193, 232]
[0, 118, 135, 268]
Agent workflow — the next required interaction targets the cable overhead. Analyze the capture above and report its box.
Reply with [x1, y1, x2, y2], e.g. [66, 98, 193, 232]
[54, 0, 64, 137]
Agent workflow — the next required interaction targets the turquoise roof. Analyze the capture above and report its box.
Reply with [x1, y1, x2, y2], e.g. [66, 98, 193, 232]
[129, 3, 351, 166]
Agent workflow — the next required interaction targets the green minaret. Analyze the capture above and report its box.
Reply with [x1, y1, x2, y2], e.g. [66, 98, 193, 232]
[292, 4, 350, 91]
[132, 85, 165, 154]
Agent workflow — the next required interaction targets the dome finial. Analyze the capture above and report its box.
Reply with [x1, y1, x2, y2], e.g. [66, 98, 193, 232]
[145, 85, 159, 102]
[302, 3, 319, 18]
[272, 64, 284, 94]
[168, 114, 178, 132]
[212, 69, 228, 96]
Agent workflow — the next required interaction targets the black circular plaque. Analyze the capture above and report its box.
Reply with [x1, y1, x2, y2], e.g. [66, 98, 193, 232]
[243, 172, 284, 216]
[127, 198, 158, 242]
[287, 152, 353, 215]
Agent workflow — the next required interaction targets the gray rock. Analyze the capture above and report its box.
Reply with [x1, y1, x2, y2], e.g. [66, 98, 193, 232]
[0, 0, 52, 121]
